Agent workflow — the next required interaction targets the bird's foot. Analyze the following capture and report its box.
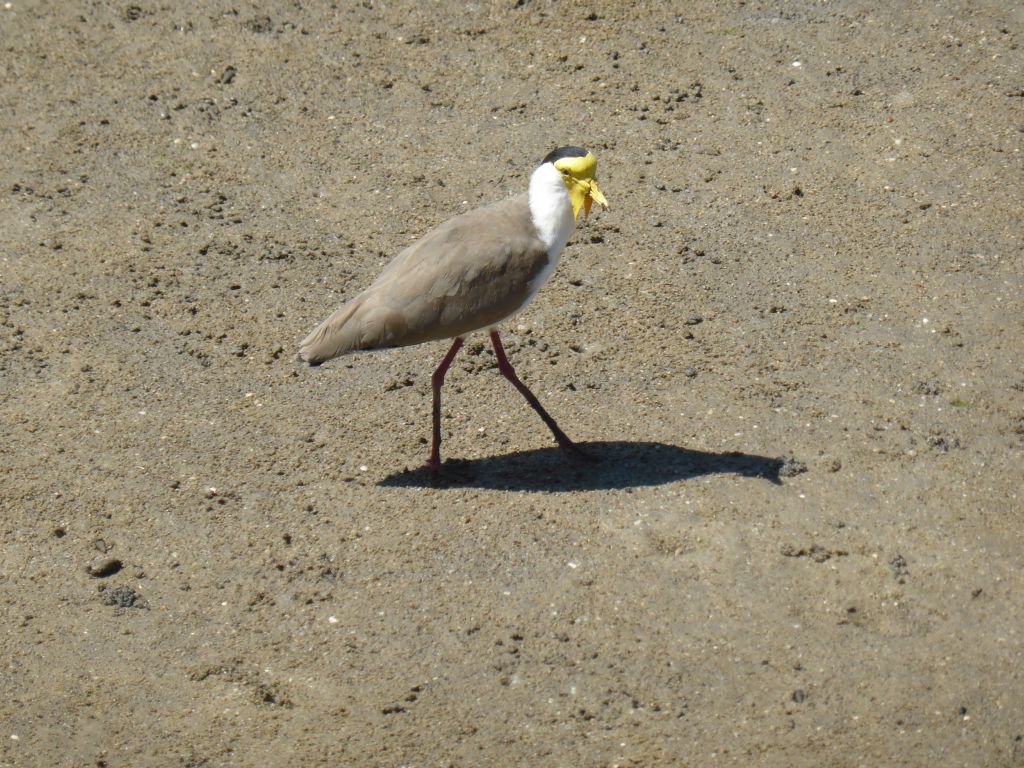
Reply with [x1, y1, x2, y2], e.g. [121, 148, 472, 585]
[425, 457, 473, 484]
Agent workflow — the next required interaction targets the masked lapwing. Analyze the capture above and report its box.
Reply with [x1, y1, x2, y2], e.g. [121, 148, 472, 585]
[298, 146, 608, 473]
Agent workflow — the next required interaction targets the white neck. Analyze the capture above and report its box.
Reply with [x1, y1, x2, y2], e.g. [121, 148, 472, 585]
[528, 163, 576, 256]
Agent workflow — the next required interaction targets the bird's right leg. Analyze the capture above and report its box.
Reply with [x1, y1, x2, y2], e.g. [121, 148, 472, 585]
[489, 330, 596, 462]
[427, 336, 465, 473]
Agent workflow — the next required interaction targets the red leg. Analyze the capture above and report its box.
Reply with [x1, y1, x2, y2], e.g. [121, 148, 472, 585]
[489, 330, 593, 459]
[427, 337, 464, 473]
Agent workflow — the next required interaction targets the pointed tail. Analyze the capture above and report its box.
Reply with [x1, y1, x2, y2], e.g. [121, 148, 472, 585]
[297, 298, 365, 365]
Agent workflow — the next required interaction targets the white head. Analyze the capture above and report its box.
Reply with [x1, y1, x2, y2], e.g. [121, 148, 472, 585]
[528, 146, 608, 252]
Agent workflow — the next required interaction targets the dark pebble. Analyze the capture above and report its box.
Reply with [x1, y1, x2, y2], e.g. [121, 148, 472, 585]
[101, 585, 144, 609]
[792, 689, 806, 703]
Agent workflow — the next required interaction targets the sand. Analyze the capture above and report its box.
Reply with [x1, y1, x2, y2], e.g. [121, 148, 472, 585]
[2, 1, 1022, 765]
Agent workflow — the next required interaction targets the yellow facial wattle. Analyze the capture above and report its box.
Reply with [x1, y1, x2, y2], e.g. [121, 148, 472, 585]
[554, 151, 609, 221]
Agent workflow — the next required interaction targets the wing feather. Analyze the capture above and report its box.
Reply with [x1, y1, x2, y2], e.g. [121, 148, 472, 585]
[298, 193, 550, 364]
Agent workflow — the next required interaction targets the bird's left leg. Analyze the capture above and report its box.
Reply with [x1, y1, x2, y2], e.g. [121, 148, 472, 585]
[489, 330, 596, 461]
[427, 336, 465, 473]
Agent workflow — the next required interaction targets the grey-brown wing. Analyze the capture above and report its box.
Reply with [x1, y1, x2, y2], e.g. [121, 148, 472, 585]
[298, 194, 549, 363]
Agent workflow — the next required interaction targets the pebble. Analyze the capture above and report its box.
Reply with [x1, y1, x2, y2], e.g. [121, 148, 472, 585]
[86, 558, 124, 578]
[101, 584, 144, 608]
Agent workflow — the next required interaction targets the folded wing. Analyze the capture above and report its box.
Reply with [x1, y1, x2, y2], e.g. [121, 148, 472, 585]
[298, 194, 550, 364]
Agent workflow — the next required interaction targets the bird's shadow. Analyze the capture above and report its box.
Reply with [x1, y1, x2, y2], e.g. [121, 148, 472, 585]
[378, 441, 785, 492]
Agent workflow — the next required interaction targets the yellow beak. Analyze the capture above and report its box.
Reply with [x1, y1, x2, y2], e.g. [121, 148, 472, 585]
[570, 178, 609, 221]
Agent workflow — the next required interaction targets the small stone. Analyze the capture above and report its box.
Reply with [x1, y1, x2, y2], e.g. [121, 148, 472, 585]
[86, 558, 124, 578]
[101, 585, 145, 609]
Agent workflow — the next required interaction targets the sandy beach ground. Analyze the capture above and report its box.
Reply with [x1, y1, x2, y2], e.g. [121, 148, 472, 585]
[2, 1, 1022, 765]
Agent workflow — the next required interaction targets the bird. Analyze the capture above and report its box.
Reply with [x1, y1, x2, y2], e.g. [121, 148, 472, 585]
[298, 145, 608, 474]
